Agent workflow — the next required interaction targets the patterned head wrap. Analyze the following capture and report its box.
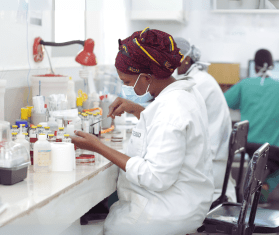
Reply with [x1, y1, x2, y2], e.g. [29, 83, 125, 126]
[115, 27, 184, 78]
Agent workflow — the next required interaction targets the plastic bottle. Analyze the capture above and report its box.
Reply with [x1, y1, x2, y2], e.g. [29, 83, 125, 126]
[76, 97, 83, 113]
[19, 124, 27, 134]
[14, 132, 30, 155]
[67, 77, 77, 109]
[47, 117, 59, 136]
[33, 134, 52, 172]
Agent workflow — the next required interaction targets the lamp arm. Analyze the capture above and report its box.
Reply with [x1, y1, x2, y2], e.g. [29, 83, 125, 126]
[40, 40, 85, 47]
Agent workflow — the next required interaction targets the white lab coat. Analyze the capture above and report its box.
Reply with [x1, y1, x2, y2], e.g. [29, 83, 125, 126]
[176, 66, 236, 202]
[104, 80, 214, 235]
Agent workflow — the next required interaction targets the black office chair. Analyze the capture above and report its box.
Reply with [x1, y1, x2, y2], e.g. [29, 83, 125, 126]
[210, 120, 249, 210]
[199, 143, 274, 235]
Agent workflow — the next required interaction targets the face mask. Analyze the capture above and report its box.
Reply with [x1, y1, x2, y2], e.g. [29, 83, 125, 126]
[121, 73, 154, 104]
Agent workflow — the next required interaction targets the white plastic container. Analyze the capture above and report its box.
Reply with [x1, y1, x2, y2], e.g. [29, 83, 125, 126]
[14, 133, 30, 154]
[33, 134, 52, 172]
[31, 74, 68, 107]
[67, 77, 76, 109]
[0, 80, 7, 121]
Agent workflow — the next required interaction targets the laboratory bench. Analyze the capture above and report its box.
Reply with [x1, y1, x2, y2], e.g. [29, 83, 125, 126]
[0, 133, 129, 235]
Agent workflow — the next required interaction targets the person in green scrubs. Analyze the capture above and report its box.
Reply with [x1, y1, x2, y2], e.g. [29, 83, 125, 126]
[225, 49, 279, 204]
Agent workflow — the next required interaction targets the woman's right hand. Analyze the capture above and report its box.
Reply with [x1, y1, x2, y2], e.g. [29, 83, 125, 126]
[108, 97, 144, 120]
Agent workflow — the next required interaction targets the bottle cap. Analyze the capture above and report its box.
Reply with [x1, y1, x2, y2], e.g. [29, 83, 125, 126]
[12, 132, 17, 135]
[76, 97, 83, 107]
[88, 112, 93, 115]
[37, 124, 42, 128]
[78, 112, 81, 114]
[31, 126, 37, 129]
[59, 127, 64, 130]
[64, 134, 70, 137]
[12, 125, 18, 128]
[23, 133, 28, 136]
[21, 124, 26, 127]
[44, 126, 50, 130]
[93, 113, 97, 116]
[21, 108, 29, 120]
[48, 134, 54, 137]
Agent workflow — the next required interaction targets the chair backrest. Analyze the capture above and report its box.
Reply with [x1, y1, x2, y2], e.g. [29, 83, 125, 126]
[234, 143, 269, 235]
[210, 120, 249, 210]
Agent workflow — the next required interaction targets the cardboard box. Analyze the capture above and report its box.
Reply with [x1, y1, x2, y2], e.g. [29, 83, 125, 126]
[208, 63, 240, 85]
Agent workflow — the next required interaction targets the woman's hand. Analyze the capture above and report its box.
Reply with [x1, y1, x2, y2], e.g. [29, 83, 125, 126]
[70, 131, 104, 153]
[108, 97, 144, 120]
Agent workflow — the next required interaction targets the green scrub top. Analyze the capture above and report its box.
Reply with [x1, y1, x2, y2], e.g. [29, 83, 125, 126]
[225, 77, 279, 147]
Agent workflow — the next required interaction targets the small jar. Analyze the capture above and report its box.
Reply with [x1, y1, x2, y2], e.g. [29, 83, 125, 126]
[63, 134, 71, 143]
[11, 132, 17, 141]
[48, 134, 56, 143]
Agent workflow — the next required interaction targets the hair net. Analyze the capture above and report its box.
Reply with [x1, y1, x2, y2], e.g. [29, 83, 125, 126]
[174, 37, 201, 62]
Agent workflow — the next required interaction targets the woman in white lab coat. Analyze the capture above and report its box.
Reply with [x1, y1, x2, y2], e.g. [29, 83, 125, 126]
[173, 38, 237, 203]
[72, 28, 214, 235]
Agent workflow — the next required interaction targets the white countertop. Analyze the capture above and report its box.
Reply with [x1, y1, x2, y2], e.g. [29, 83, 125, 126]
[0, 133, 130, 230]
[0, 160, 114, 228]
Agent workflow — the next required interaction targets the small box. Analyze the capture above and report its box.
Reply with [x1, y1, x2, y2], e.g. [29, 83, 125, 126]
[0, 162, 29, 185]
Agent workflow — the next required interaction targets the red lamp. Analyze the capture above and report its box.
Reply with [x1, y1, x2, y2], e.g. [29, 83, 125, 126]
[33, 37, 97, 66]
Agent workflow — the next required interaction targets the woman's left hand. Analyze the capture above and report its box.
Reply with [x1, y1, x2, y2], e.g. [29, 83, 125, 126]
[70, 131, 104, 152]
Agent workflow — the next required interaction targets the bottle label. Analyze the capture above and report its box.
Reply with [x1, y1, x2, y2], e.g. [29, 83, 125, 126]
[38, 150, 51, 166]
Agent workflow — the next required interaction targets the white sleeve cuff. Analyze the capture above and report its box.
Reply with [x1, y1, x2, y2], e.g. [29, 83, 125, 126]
[125, 157, 145, 186]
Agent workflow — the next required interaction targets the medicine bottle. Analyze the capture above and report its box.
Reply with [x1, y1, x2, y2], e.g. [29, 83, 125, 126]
[33, 134, 52, 172]
[37, 125, 44, 135]
[23, 132, 29, 141]
[47, 134, 56, 143]
[11, 132, 17, 141]
[82, 113, 90, 133]
[11, 125, 19, 134]
[56, 127, 65, 142]
[63, 134, 71, 143]
[44, 126, 51, 136]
